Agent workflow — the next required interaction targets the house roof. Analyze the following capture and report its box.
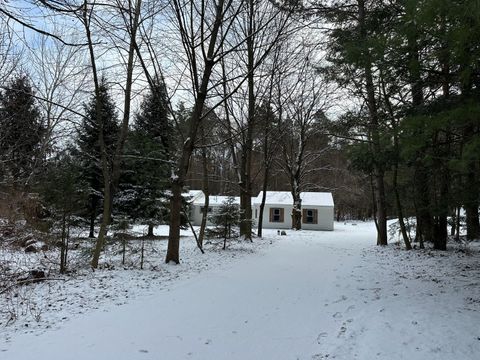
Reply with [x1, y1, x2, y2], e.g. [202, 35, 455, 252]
[186, 190, 240, 206]
[253, 191, 334, 207]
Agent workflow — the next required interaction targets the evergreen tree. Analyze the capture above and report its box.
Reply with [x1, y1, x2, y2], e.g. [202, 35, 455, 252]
[208, 196, 240, 249]
[116, 79, 173, 236]
[0, 74, 45, 183]
[322, 0, 393, 246]
[135, 79, 172, 155]
[174, 101, 191, 146]
[40, 149, 87, 273]
[393, 0, 480, 246]
[321, 0, 480, 247]
[74, 78, 119, 238]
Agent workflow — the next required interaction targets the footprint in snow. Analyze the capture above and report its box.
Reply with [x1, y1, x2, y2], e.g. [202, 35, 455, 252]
[333, 312, 342, 319]
[316, 332, 328, 344]
[311, 353, 331, 359]
[333, 295, 348, 303]
[138, 349, 149, 354]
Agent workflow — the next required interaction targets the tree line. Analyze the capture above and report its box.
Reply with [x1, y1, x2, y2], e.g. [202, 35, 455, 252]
[316, 0, 480, 250]
[0, 0, 478, 270]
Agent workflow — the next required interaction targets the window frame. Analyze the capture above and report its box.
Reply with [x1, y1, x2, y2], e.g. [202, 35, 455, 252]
[270, 207, 284, 223]
[302, 208, 318, 224]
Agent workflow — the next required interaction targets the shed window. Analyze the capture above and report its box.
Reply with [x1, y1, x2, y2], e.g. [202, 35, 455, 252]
[302, 208, 318, 224]
[270, 208, 284, 223]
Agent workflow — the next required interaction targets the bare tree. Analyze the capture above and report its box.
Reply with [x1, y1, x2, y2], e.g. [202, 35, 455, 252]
[164, 0, 243, 263]
[0, 17, 21, 85]
[80, 0, 143, 268]
[274, 43, 332, 230]
[217, 0, 297, 240]
[28, 34, 89, 178]
[255, 43, 286, 237]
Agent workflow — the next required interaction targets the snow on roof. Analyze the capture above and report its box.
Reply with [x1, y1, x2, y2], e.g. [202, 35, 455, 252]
[185, 190, 203, 200]
[186, 190, 240, 206]
[253, 191, 334, 207]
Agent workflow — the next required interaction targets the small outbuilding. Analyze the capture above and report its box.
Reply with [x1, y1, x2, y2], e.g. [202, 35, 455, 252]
[253, 191, 334, 231]
[187, 190, 240, 226]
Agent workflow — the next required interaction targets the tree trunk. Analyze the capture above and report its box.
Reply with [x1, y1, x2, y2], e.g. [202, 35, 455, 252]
[198, 188, 209, 249]
[122, 236, 126, 265]
[465, 163, 480, 240]
[380, 68, 410, 250]
[407, 4, 435, 246]
[92, 178, 111, 267]
[434, 141, 449, 250]
[393, 163, 411, 250]
[414, 165, 434, 244]
[83, 1, 112, 269]
[455, 206, 461, 242]
[166, 181, 183, 263]
[89, 0, 142, 268]
[239, 0, 256, 242]
[369, 173, 379, 234]
[257, 171, 269, 237]
[89, 211, 95, 238]
[239, 187, 252, 240]
[166, 0, 227, 263]
[291, 192, 302, 230]
[60, 212, 67, 274]
[433, 20, 450, 251]
[198, 125, 209, 248]
[147, 224, 154, 237]
[450, 209, 456, 236]
[358, 0, 387, 246]
[374, 169, 388, 246]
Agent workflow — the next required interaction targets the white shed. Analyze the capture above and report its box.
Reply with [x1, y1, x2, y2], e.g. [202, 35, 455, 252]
[187, 190, 240, 226]
[253, 191, 334, 231]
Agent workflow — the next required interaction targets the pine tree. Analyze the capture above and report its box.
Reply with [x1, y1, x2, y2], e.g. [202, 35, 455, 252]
[40, 149, 87, 273]
[322, 0, 393, 246]
[74, 78, 119, 238]
[0, 74, 45, 183]
[116, 79, 172, 236]
[209, 196, 240, 249]
[135, 79, 172, 155]
[323, 0, 480, 247]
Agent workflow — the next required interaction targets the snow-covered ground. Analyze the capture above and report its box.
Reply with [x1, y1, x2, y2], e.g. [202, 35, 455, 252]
[1, 222, 480, 359]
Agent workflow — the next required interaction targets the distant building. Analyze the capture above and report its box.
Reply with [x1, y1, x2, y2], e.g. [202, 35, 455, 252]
[253, 191, 334, 231]
[187, 190, 334, 230]
[187, 190, 240, 226]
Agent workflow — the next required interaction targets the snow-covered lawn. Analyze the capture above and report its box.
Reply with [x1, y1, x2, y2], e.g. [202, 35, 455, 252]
[1, 222, 480, 359]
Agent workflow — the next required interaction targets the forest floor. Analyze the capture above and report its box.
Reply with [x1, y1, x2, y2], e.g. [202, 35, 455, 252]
[1, 222, 480, 359]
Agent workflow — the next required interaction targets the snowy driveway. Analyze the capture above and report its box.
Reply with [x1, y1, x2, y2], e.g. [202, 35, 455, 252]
[2, 223, 480, 359]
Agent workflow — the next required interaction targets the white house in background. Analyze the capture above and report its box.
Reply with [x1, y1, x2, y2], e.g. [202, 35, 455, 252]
[187, 190, 240, 226]
[253, 191, 334, 231]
